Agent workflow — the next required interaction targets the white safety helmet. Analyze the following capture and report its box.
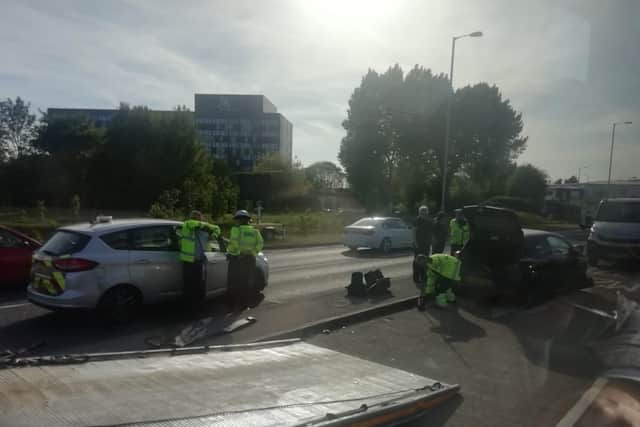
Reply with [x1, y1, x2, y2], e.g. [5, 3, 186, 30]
[418, 205, 429, 217]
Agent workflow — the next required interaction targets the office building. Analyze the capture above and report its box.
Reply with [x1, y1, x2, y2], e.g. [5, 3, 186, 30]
[194, 94, 292, 171]
[47, 93, 293, 171]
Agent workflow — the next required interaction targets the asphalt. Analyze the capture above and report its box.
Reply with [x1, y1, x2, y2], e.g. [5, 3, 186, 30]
[0, 245, 416, 354]
[310, 262, 640, 426]
[3, 228, 638, 426]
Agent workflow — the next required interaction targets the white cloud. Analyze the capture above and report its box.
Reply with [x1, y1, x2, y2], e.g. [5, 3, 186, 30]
[1, 0, 638, 180]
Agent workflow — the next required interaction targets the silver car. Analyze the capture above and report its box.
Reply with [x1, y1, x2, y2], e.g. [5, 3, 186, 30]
[343, 217, 414, 253]
[27, 218, 269, 322]
[587, 198, 640, 266]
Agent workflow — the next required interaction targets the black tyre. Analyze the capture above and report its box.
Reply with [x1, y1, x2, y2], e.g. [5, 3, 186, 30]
[254, 268, 267, 292]
[98, 285, 142, 324]
[380, 238, 392, 254]
[348, 246, 358, 252]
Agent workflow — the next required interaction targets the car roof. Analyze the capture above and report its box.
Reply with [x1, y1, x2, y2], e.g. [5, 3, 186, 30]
[0, 224, 42, 244]
[601, 198, 640, 203]
[60, 218, 182, 235]
[356, 217, 401, 222]
[522, 228, 549, 236]
[522, 228, 570, 241]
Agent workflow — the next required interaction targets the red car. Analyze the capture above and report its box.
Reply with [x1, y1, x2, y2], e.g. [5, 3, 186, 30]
[0, 225, 41, 286]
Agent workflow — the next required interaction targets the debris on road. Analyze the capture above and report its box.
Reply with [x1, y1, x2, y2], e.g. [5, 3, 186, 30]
[347, 269, 392, 297]
[147, 315, 257, 348]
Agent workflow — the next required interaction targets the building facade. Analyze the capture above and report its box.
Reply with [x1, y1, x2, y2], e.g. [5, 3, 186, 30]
[47, 93, 293, 171]
[194, 94, 292, 171]
[545, 179, 640, 223]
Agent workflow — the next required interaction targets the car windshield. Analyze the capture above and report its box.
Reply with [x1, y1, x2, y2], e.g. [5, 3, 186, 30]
[596, 201, 640, 223]
[3, 1, 640, 425]
[40, 230, 90, 256]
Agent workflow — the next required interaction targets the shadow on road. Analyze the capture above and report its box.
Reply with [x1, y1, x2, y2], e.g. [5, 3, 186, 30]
[0, 284, 27, 305]
[425, 306, 487, 344]
[345, 291, 395, 306]
[405, 394, 464, 427]
[0, 294, 266, 356]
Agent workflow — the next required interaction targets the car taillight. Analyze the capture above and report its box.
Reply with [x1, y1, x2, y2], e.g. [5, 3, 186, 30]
[53, 258, 98, 272]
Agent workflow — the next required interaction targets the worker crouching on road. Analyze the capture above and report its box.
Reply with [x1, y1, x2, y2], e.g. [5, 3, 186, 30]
[227, 210, 264, 309]
[417, 253, 462, 310]
[180, 210, 221, 306]
[449, 209, 470, 256]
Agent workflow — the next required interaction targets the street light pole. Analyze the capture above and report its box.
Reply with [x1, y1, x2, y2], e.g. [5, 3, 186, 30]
[440, 31, 482, 212]
[607, 121, 632, 197]
[578, 165, 588, 183]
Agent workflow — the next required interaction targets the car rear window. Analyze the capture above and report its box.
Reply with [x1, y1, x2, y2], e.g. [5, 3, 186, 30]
[352, 219, 378, 227]
[40, 230, 90, 256]
[596, 201, 640, 223]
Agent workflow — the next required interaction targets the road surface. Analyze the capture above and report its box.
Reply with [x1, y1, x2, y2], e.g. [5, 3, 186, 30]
[0, 244, 415, 354]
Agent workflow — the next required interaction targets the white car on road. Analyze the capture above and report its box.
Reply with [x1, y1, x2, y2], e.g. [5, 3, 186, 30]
[27, 218, 269, 323]
[343, 217, 414, 253]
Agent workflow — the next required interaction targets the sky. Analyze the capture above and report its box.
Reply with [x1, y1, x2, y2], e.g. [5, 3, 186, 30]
[2, 0, 639, 182]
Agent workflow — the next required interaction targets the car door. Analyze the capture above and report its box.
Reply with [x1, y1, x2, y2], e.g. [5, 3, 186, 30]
[396, 219, 414, 248]
[204, 239, 229, 294]
[0, 229, 35, 285]
[545, 235, 576, 290]
[129, 225, 182, 300]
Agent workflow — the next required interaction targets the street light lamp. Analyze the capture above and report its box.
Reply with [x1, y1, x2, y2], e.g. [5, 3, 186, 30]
[607, 121, 633, 196]
[441, 31, 483, 211]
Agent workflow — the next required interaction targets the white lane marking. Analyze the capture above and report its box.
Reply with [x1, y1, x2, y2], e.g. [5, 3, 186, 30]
[0, 301, 30, 310]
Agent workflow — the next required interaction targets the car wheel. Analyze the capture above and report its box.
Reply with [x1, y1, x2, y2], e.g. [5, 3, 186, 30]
[98, 285, 142, 324]
[380, 238, 392, 254]
[348, 246, 357, 252]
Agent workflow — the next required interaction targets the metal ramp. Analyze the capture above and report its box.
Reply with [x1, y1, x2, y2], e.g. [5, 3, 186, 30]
[1, 340, 459, 426]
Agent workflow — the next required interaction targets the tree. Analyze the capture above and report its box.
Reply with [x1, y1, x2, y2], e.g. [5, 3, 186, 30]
[507, 164, 548, 210]
[253, 152, 290, 172]
[0, 97, 38, 160]
[305, 161, 345, 190]
[339, 65, 528, 212]
[564, 175, 578, 184]
[34, 115, 105, 202]
[553, 178, 563, 185]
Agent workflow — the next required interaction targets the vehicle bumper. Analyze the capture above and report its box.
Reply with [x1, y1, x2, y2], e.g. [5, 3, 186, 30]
[27, 285, 98, 309]
[588, 239, 640, 260]
[343, 235, 378, 249]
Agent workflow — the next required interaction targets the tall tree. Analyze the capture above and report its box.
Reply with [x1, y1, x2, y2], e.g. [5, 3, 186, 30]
[507, 164, 548, 210]
[340, 65, 527, 211]
[0, 97, 38, 160]
[565, 175, 578, 184]
[305, 161, 345, 190]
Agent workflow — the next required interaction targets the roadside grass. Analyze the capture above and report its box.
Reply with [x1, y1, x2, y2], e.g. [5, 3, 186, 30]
[0, 208, 357, 245]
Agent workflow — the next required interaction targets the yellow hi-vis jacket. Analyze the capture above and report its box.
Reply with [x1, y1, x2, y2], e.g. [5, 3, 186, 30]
[449, 218, 470, 246]
[424, 253, 461, 295]
[228, 225, 264, 256]
[180, 220, 221, 263]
